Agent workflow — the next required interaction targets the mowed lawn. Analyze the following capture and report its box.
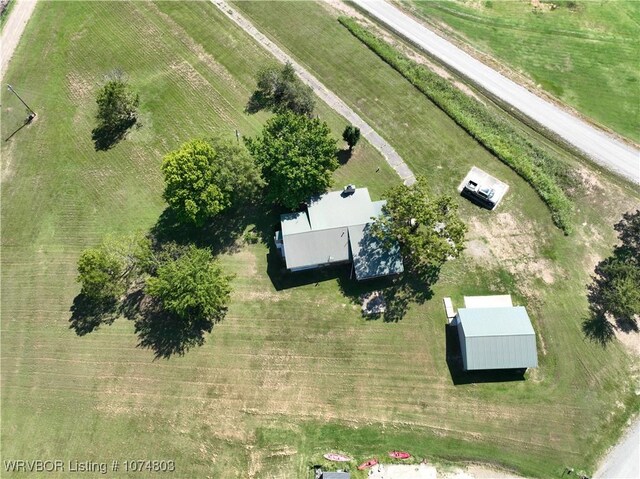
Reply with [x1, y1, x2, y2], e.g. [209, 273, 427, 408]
[1, 1, 639, 479]
[404, 0, 640, 143]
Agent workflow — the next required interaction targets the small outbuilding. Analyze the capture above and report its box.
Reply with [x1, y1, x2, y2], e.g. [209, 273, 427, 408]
[454, 300, 538, 371]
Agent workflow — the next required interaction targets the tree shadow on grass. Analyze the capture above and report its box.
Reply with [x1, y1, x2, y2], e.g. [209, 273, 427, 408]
[69, 200, 282, 357]
[266, 249, 350, 291]
[91, 118, 136, 151]
[337, 148, 352, 165]
[445, 324, 525, 385]
[69, 293, 119, 336]
[582, 311, 637, 348]
[132, 297, 222, 360]
[582, 266, 639, 347]
[151, 203, 279, 256]
[582, 313, 615, 347]
[337, 268, 435, 323]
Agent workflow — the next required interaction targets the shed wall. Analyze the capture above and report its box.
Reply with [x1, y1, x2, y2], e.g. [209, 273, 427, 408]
[464, 334, 537, 370]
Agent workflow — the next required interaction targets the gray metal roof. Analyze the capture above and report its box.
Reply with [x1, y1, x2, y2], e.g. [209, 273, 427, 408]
[279, 187, 402, 274]
[457, 306, 537, 370]
[458, 307, 535, 336]
[307, 188, 377, 230]
[371, 199, 385, 217]
[281, 211, 311, 235]
[322, 473, 350, 479]
[349, 224, 404, 280]
[282, 227, 350, 270]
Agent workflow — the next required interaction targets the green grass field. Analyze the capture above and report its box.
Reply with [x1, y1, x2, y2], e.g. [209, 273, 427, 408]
[403, 0, 640, 143]
[2, 1, 639, 478]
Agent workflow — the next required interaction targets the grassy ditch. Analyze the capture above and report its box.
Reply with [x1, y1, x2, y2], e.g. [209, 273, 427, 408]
[339, 16, 575, 234]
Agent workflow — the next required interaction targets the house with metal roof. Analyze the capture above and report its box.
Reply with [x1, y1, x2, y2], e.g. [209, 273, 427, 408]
[454, 296, 538, 371]
[274, 186, 404, 281]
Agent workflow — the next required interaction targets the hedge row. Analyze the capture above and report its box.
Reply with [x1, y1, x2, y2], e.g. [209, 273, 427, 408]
[339, 17, 574, 234]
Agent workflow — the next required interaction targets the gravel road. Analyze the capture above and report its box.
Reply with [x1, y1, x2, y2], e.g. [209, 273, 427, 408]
[594, 418, 639, 479]
[1, 0, 38, 79]
[211, 0, 416, 186]
[352, 0, 640, 185]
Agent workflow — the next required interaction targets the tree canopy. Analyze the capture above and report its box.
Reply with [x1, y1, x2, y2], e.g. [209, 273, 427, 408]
[584, 210, 640, 345]
[76, 234, 151, 301]
[73, 236, 235, 357]
[245, 111, 338, 209]
[92, 72, 140, 150]
[145, 245, 233, 324]
[77, 247, 124, 301]
[342, 125, 361, 150]
[161, 137, 263, 226]
[370, 177, 467, 278]
[95, 74, 139, 129]
[246, 62, 315, 116]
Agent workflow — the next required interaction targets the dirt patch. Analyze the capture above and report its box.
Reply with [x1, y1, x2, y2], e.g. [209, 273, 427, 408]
[232, 290, 290, 302]
[574, 166, 605, 193]
[66, 71, 93, 100]
[1, 137, 15, 183]
[530, 0, 554, 12]
[613, 326, 640, 357]
[511, 258, 555, 285]
[319, 0, 367, 20]
[462, 464, 521, 478]
[169, 61, 210, 90]
[465, 239, 495, 265]
[367, 463, 521, 478]
[466, 212, 558, 289]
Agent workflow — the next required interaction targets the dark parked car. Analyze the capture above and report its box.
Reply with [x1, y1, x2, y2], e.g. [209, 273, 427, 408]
[461, 180, 497, 209]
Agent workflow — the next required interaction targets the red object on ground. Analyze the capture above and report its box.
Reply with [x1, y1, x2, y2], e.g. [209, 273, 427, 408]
[357, 458, 378, 470]
[323, 453, 351, 462]
[388, 451, 411, 459]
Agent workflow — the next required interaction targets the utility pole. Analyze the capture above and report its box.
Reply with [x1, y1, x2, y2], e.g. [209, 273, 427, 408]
[7, 85, 36, 119]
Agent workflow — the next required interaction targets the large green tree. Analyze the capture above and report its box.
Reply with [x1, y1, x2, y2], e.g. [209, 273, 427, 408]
[370, 177, 467, 278]
[246, 62, 315, 116]
[95, 74, 139, 130]
[584, 210, 640, 344]
[161, 137, 263, 226]
[245, 111, 338, 209]
[145, 246, 233, 324]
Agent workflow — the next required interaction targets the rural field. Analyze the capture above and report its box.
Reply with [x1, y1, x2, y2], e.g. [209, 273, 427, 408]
[1, 1, 639, 478]
[402, 0, 640, 143]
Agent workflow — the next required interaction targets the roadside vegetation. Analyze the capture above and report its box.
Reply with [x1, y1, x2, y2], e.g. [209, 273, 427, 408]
[2, 1, 639, 478]
[339, 16, 576, 234]
[0, 0, 15, 30]
[404, 0, 640, 143]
